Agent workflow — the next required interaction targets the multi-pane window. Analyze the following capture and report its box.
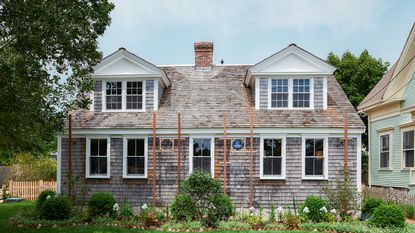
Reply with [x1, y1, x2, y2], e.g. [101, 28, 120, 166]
[263, 139, 283, 176]
[271, 79, 289, 108]
[88, 139, 109, 177]
[403, 130, 414, 168]
[305, 139, 324, 176]
[293, 79, 310, 108]
[105, 81, 122, 110]
[126, 81, 143, 110]
[126, 139, 146, 176]
[192, 138, 212, 175]
[379, 134, 390, 168]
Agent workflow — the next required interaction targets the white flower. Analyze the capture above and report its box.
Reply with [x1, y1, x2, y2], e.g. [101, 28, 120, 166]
[113, 203, 120, 212]
[46, 195, 51, 200]
[276, 207, 283, 213]
[141, 203, 148, 210]
[303, 207, 310, 213]
[320, 206, 328, 213]
[330, 209, 337, 214]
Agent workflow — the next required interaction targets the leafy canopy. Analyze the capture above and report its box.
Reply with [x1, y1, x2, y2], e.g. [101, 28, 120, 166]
[0, 0, 114, 154]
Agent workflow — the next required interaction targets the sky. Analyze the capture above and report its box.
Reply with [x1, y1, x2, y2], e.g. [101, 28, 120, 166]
[98, 0, 415, 66]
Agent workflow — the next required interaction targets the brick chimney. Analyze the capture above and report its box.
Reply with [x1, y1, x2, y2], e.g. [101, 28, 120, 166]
[194, 42, 213, 69]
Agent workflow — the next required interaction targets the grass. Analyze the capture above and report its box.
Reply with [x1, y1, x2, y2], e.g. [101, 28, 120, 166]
[0, 201, 317, 233]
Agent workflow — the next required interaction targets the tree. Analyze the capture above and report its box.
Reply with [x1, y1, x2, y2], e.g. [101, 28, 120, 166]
[327, 50, 389, 148]
[0, 1, 114, 155]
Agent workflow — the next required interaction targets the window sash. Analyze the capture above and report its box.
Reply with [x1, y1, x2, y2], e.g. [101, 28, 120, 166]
[303, 138, 325, 178]
[87, 138, 109, 177]
[271, 79, 289, 108]
[193, 157, 211, 174]
[263, 157, 282, 175]
[293, 79, 310, 108]
[379, 134, 390, 168]
[269, 78, 312, 109]
[403, 131, 414, 168]
[126, 81, 143, 110]
[191, 138, 213, 175]
[105, 82, 122, 110]
[126, 139, 145, 175]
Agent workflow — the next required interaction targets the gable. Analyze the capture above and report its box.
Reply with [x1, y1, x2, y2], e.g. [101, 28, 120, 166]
[245, 44, 335, 85]
[92, 48, 170, 87]
[94, 56, 159, 76]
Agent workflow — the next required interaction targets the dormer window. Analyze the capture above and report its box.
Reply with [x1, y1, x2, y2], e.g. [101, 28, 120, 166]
[103, 80, 146, 112]
[269, 77, 313, 109]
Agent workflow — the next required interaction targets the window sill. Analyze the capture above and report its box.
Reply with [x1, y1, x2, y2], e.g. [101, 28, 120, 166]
[378, 168, 393, 172]
[86, 175, 110, 179]
[260, 176, 286, 180]
[401, 168, 414, 171]
[102, 110, 146, 113]
[302, 176, 327, 181]
[123, 175, 147, 179]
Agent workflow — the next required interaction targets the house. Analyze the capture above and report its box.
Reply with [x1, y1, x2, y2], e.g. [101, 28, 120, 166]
[358, 23, 415, 193]
[57, 42, 365, 207]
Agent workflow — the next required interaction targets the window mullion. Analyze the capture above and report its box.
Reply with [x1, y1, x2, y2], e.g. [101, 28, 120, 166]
[122, 81, 126, 111]
[289, 78, 293, 109]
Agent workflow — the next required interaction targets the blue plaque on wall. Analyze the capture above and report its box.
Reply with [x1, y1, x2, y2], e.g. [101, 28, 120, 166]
[232, 139, 244, 151]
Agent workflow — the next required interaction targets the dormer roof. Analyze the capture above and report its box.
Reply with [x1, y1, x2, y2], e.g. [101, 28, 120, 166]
[245, 44, 336, 86]
[92, 48, 171, 87]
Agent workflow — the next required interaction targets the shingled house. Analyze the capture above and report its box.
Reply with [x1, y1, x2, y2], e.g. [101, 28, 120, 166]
[57, 42, 365, 207]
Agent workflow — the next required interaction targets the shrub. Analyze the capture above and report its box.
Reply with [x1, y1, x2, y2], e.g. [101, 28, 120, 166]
[39, 195, 72, 220]
[370, 204, 405, 228]
[209, 194, 234, 221]
[139, 205, 161, 227]
[171, 193, 197, 221]
[362, 198, 385, 217]
[300, 195, 327, 222]
[118, 203, 134, 220]
[321, 174, 359, 217]
[283, 210, 301, 229]
[36, 189, 56, 209]
[246, 215, 265, 228]
[402, 204, 414, 219]
[88, 192, 116, 218]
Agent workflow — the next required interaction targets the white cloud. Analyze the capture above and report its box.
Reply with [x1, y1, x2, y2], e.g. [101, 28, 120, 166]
[109, 0, 390, 35]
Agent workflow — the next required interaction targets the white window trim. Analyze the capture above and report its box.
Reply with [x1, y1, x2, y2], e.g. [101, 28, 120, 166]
[260, 136, 286, 180]
[189, 136, 215, 178]
[268, 77, 314, 110]
[86, 136, 111, 179]
[102, 80, 146, 112]
[122, 136, 148, 179]
[302, 136, 328, 180]
[378, 131, 392, 170]
[401, 128, 415, 169]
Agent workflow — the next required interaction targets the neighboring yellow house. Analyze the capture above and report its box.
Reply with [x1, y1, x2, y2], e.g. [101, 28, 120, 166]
[358, 23, 415, 193]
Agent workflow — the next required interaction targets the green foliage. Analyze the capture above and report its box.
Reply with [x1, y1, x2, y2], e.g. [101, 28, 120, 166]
[362, 198, 385, 217]
[283, 210, 301, 229]
[173, 170, 235, 228]
[39, 195, 72, 220]
[245, 215, 265, 228]
[269, 205, 276, 223]
[208, 194, 235, 221]
[87, 192, 116, 218]
[370, 204, 406, 228]
[402, 204, 414, 219]
[9, 153, 56, 181]
[171, 193, 197, 221]
[300, 195, 327, 222]
[182, 170, 221, 215]
[321, 174, 359, 217]
[0, 0, 114, 155]
[118, 203, 134, 221]
[36, 189, 56, 209]
[139, 205, 161, 227]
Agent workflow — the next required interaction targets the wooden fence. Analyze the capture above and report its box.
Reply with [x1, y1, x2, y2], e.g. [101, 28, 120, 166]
[8, 180, 56, 201]
[363, 186, 415, 207]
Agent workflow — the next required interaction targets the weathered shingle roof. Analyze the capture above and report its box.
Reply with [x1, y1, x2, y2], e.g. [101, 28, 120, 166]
[69, 65, 364, 130]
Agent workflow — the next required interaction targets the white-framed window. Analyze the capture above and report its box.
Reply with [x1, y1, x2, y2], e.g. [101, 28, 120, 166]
[105, 81, 122, 110]
[379, 132, 392, 169]
[302, 137, 328, 180]
[268, 77, 314, 109]
[189, 137, 214, 177]
[123, 137, 148, 178]
[102, 80, 146, 112]
[260, 137, 286, 179]
[293, 79, 310, 108]
[403, 130, 414, 168]
[271, 79, 289, 108]
[86, 137, 111, 178]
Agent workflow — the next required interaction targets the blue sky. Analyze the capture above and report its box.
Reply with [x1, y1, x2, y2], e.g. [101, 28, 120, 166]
[98, 0, 415, 66]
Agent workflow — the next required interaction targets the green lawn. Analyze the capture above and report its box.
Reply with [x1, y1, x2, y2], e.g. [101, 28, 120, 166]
[0, 201, 317, 233]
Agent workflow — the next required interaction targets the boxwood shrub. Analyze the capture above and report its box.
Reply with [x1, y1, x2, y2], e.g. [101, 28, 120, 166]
[36, 189, 56, 209]
[88, 192, 116, 218]
[39, 195, 72, 220]
[362, 198, 385, 217]
[370, 203, 405, 228]
[300, 195, 327, 222]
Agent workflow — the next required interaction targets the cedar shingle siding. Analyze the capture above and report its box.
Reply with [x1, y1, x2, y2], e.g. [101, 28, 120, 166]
[60, 137, 357, 207]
